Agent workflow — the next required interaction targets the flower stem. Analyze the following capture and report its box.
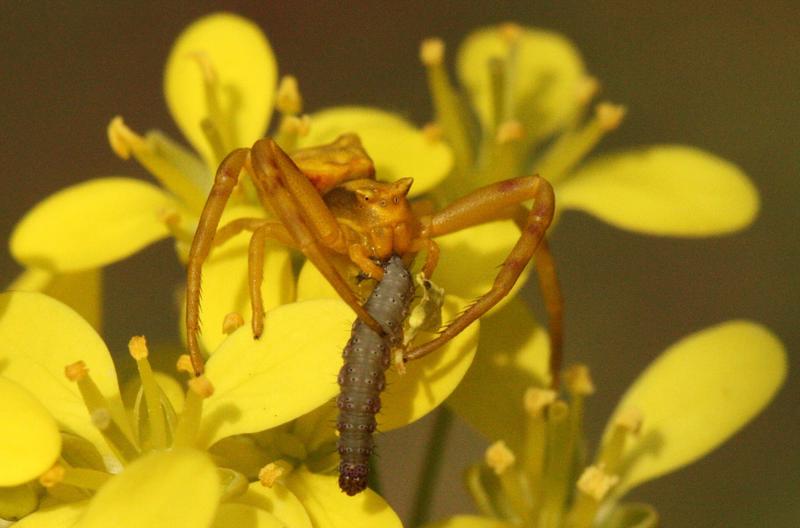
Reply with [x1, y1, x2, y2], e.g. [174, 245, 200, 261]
[409, 406, 454, 528]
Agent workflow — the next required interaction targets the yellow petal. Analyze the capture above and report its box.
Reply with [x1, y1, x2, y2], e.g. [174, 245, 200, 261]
[457, 25, 585, 140]
[75, 449, 219, 528]
[212, 503, 285, 528]
[608, 321, 787, 495]
[10, 178, 175, 272]
[598, 503, 659, 528]
[299, 107, 453, 195]
[234, 481, 312, 528]
[0, 377, 61, 486]
[286, 466, 402, 528]
[195, 239, 295, 355]
[558, 146, 759, 236]
[14, 500, 87, 528]
[0, 292, 125, 457]
[199, 300, 354, 447]
[447, 298, 549, 448]
[9, 268, 102, 331]
[422, 515, 516, 528]
[433, 220, 530, 311]
[380, 295, 479, 430]
[165, 13, 277, 167]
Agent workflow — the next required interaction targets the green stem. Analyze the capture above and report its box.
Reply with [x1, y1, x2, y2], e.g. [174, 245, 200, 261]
[409, 407, 454, 528]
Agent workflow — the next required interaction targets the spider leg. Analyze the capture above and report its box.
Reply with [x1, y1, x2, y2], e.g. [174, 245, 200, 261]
[249, 139, 385, 335]
[404, 176, 559, 382]
[186, 148, 249, 375]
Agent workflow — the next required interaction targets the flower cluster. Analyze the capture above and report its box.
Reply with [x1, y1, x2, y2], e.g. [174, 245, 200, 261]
[0, 12, 786, 528]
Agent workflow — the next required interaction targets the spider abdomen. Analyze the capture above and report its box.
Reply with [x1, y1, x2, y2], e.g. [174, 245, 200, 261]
[337, 255, 413, 495]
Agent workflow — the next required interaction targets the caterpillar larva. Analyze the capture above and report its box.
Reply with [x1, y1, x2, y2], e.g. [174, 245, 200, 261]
[336, 255, 413, 495]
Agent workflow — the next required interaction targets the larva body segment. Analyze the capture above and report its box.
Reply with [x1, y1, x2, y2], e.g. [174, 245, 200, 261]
[337, 255, 413, 495]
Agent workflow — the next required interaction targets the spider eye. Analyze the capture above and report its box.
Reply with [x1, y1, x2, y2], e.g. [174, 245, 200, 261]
[392, 196, 399, 205]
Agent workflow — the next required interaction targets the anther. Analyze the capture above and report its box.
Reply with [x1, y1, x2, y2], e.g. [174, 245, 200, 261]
[258, 461, 290, 488]
[613, 407, 643, 435]
[563, 364, 595, 396]
[39, 464, 65, 488]
[422, 122, 443, 142]
[222, 312, 245, 335]
[576, 76, 601, 106]
[176, 354, 195, 375]
[64, 361, 88, 382]
[188, 376, 215, 399]
[485, 440, 515, 475]
[495, 120, 525, 144]
[576, 464, 619, 501]
[186, 51, 217, 83]
[420, 38, 445, 66]
[524, 387, 557, 418]
[91, 408, 112, 430]
[498, 22, 523, 44]
[276, 75, 303, 115]
[128, 335, 149, 360]
[595, 102, 626, 131]
[107, 116, 143, 160]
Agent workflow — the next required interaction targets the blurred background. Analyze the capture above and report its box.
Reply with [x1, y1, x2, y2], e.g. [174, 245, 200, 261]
[1, 2, 797, 526]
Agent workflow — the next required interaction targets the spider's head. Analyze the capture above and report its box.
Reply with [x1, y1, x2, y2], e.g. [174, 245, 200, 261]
[290, 133, 375, 193]
[352, 177, 414, 225]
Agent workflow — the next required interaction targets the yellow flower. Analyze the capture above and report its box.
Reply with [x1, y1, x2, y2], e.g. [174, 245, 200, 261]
[1, 291, 455, 525]
[7, 13, 453, 355]
[424, 320, 786, 528]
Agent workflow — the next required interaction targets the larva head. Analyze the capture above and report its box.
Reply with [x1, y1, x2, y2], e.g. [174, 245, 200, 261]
[290, 133, 375, 193]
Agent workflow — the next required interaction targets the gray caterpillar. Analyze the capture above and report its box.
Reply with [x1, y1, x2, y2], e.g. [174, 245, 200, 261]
[336, 255, 413, 495]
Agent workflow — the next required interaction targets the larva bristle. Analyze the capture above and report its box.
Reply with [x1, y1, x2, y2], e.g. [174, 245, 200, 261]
[337, 255, 413, 495]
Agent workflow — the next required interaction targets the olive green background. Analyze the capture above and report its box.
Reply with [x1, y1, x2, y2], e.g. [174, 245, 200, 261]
[1, 2, 797, 527]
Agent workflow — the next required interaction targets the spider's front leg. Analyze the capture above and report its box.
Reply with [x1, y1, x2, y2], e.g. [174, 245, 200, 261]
[186, 148, 249, 375]
[404, 175, 562, 385]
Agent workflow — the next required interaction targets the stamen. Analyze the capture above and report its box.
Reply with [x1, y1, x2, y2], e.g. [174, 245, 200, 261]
[522, 388, 555, 501]
[188, 52, 235, 158]
[258, 461, 291, 488]
[107, 116, 207, 212]
[91, 408, 140, 463]
[485, 440, 515, 475]
[222, 312, 245, 335]
[129, 336, 168, 450]
[498, 22, 523, 45]
[564, 464, 619, 528]
[159, 208, 195, 246]
[485, 441, 530, 522]
[597, 407, 643, 475]
[39, 464, 65, 488]
[200, 118, 230, 170]
[575, 76, 601, 107]
[538, 400, 572, 528]
[496, 121, 524, 145]
[524, 387, 556, 418]
[419, 37, 474, 177]
[275, 114, 311, 152]
[533, 102, 627, 183]
[419, 39, 444, 67]
[465, 464, 499, 518]
[276, 75, 303, 115]
[218, 468, 249, 501]
[576, 464, 618, 501]
[563, 364, 595, 396]
[563, 364, 594, 485]
[422, 122, 443, 143]
[65, 361, 138, 461]
[173, 376, 214, 448]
